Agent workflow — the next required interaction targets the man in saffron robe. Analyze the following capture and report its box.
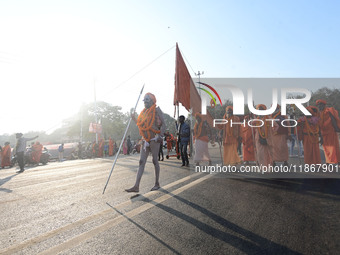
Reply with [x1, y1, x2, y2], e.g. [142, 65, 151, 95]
[268, 105, 290, 166]
[1, 142, 12, 168]
[254, 104, 273, 167]
[91, 141, 97, 158]
[220, 106, 241, 165]
[240, 115, 255, 164]
[193, 113, 211, 166]
[98, 138, 104, 157]
[31, 141, 43, 164]
[126, 93, 166, 192]
[109, 137, 114, 156]
[165, 131, 173, 156]
[297, 106, 322, 164]
[316, 99, 340, 164]
[122, 138, 127, 155]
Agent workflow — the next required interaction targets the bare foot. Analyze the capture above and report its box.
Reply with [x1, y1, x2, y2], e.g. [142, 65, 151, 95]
[125, 187, 139, 192]
[151, 185, 160, 191]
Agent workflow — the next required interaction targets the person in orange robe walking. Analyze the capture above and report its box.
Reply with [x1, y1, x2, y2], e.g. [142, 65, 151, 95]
[240, 115, 255, 164]
[297, 106, 322, 164]
[98, 138, 104, 157]
[316, 99, 340, 164]
[165, 131, 174, 156]
[1, 142, 12, 168]
[31, 141, 43, 164]
[193, 113, 212, 166]
[254, 104, 273, 167]
[220, 106, 241, 165]
[268, 105, 290, 166]
[109, 137, 114, 156]
[91, 141, 97, 158]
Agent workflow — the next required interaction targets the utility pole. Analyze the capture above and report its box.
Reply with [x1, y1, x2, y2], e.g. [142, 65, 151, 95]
[94, 78, 98, 144]
[80, 104, 83, 143]
[195, 71, 204, 96]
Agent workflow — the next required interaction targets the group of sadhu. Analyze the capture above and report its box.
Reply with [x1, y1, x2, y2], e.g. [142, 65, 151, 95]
[90, 137, 117, 158]
[193, 100, 340, 167]
[125, 93, 340, 192]
[0, 139, 43, 169]
[2, 92, 339, 191]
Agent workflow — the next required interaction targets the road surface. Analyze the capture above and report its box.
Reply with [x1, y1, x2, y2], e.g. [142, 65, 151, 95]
[0, 151, 339, 254]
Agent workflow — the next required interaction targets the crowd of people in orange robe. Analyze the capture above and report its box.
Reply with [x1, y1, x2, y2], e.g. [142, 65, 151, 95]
[193, 100, 340, 167]
[1, 99, 339, 170]
[90, 137, 117, 158]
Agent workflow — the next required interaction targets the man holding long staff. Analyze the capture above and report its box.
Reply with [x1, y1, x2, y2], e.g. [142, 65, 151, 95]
[125, 93, 166, 192]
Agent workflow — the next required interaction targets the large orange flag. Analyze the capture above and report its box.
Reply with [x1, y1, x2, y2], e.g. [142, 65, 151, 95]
[173, 43, 214, 126]
[173, 43, 201, 114]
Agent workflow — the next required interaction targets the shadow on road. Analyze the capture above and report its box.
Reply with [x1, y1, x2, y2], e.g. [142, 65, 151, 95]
[106, 202, 181, 255]
[234, 178, 340, 201]
[139, 191, 301, 255]
[0, 173, 20, 193]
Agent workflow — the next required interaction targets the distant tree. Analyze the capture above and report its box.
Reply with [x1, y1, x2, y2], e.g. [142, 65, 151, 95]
[310, 87, 340, 113]
[67, 101, 127, 142]
[162, 113, 177, 135]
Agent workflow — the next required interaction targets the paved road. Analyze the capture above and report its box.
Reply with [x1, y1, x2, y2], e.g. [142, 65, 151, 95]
[0, 152, 339, 254]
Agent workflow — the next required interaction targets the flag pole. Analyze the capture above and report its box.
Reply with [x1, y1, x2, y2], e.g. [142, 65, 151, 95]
[102, 84, 145, 195]
[250, 118, 259, 167]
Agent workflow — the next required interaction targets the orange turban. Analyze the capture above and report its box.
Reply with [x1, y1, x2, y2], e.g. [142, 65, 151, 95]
[316, 99, 326, 105]
[256, 104, 267, 110]
[144, 93, 156, 104]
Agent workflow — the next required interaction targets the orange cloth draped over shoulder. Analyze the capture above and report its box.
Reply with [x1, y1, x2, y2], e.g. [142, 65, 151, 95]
[136, 93, 160, 142]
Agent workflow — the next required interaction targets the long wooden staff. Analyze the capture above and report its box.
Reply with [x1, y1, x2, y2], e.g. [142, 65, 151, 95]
[102, 84, 145, 194]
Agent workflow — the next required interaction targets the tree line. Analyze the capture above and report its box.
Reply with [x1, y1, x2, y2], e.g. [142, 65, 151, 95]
[0, 101, 178, 147]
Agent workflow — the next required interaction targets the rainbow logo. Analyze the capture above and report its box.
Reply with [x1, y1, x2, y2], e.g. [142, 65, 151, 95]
[196, 82, 223, 106]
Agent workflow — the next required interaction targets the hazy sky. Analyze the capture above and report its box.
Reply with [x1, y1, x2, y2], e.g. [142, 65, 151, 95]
[1, 0, 340, 135]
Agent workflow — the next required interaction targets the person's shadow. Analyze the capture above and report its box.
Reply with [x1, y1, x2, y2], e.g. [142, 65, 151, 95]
[108, 189, 302, 254]
[0, 173, 19, 193]
[147, 190, 302, 254]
